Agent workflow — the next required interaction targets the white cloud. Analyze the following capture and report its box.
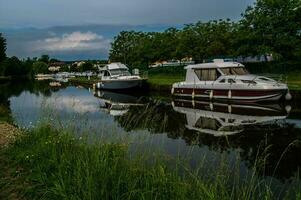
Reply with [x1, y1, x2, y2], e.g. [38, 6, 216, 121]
[33, 31, 111, 52]
[43, 94, 103, 114]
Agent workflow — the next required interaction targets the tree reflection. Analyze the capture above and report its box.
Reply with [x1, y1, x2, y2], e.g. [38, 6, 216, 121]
[116, 98, 301, 180]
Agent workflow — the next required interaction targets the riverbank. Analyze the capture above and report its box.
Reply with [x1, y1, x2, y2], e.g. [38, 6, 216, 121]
[1, 123, 300, 200]
[69, 76, 100, 86]
[68, 71, 301, 92]
[0, 76, 11, 83]
[0, 122, 20, 146]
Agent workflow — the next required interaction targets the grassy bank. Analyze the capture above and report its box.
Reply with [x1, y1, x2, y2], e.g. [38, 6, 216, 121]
[147, 72, 301, 91]
[1, 124, 300, 199]
[147, 74, 184, 91]
[69, 77, 100, 86]
[66, 67, 301, 92]
[147, 65, 184, 91]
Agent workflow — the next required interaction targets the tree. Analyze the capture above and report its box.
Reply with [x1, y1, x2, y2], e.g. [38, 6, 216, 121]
[32, 61, 49, 74]
[38, 55, 50, 63]
[239, 0, 301, 60]
[0, 33, 6, 63]
[79, 62, 94, 72]
[0, 56, 31, 76]
[109, 1, 301, 67]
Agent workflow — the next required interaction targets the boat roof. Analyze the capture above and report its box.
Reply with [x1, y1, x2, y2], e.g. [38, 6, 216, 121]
[185, 59, 244, 69]
[105, 62, 128, 70]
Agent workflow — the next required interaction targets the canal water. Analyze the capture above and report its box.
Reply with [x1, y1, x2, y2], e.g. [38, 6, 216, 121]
[1, 80, 301, 189]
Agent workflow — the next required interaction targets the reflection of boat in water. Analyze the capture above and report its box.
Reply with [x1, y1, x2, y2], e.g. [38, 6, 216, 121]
[36, 73, 71, 82]
[172, 99, 290, 136]
[93, 90, 144, 116]
[49, 82, 62, 87]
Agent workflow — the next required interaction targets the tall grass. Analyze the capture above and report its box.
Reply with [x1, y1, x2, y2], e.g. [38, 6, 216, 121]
[1, 124, 300, 200]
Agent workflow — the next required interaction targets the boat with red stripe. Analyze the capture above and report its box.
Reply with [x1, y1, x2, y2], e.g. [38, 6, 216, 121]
[171, 59, 291, 102]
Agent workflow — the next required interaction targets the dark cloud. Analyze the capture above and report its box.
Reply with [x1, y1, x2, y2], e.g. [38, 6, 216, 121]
[0, 0, 255, 60]
[0, 0, 255, 27]
[1, 24, 170, 60]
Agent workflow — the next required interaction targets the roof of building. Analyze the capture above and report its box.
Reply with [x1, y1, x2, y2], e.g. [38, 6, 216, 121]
[49, 62, 65, 66]
[185, 59, 244, 69]
[105, 62, 128, 70]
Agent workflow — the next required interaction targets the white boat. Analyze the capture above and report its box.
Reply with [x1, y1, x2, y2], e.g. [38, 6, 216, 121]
[95, 63, 145, 90]
[93, 90, 144, 116]
[171, 59, 292, 102]
[172, 99, 290, 136]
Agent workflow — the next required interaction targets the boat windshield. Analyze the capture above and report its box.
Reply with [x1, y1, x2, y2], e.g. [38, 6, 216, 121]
[194, 69, 219, 81]
[109, 69, 131, 76]
[219, 67, 249, 75]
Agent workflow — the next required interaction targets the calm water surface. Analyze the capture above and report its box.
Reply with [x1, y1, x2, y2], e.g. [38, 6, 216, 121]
[1, 80, 301, 186]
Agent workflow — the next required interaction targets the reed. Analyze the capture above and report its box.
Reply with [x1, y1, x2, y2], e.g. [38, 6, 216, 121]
[0, 123, 300, 200]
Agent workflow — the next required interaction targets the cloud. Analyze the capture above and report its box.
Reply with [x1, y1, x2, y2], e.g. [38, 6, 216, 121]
[32, 31, 111, 52]
[45, 95, 102, 114]
[2, 24, 169, 60]
[0, 0, 255, 27]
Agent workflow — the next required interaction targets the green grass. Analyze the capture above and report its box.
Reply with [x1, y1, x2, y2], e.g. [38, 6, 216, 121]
[259, 72, 301, 91]
[147, 65, 185, 88]
[147, 71, 301, 91]
[1, 124, 300, 200]
[69, 76, 100, 85]
[68, 69, 301, 91]
[147, 74, 184, 86]
[286, 72, 301, 91]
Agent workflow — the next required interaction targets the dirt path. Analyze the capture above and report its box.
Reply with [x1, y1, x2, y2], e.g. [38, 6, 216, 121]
[0, 122, 20, 147]
[0, 122, 23, 200]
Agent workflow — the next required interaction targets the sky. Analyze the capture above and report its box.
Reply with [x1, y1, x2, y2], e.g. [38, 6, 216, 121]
[0, 0, 255, 60]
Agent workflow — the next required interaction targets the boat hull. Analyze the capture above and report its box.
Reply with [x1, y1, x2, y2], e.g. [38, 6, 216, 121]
[95, 79, 144, 90]
[172, 87, 288, 102]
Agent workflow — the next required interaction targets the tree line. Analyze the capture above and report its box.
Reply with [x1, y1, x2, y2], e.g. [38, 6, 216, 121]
[109, 0, 301, 69]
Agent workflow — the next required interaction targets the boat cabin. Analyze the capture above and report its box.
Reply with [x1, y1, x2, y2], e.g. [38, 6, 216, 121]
[98, 63, 131, 79]
[184, 59, 249, 83]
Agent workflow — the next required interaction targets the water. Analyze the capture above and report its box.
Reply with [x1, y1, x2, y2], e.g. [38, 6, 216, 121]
[1, 80, 301, 185]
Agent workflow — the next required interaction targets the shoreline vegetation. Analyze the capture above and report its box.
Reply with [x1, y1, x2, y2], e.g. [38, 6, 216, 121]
[0, 123, 300, 200]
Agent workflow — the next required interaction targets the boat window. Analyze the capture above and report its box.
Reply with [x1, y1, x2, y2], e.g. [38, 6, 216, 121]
[259, 77, 270, 81]
[109, 69, 131, 76]
[219, 125, 243, 132]
[220, 67, 249, 75]
[195, 117, 221, 130]
[241, 80, 257, 84]
[194, 69, 218, 81]
[228, 119, 235, 123]
[232, 67, 249, 75]
[219, 79, 226, 83]
[228, 79, 236, 84]
[104, 70, 110, 76]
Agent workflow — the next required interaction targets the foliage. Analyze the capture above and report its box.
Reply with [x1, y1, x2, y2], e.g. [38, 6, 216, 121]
[38, 54, 50, 63]
[79, 61, 94, 72]
[238, 0, 301, 60]
[0, 56, 31, 76]
[0, 33, 6, 63]
[32, 61, 49, 74]
[109, 0, 301, 69]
